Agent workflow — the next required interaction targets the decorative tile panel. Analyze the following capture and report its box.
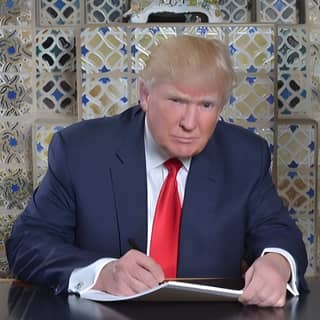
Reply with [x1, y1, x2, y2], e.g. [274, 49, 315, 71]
[0, 72, 32, 116]
[130, 77, 139, 106]
[36, 72, 76, 114]
[278, 72, 308, 115]
[0, 0, 32, 25]
[34, 122, 69, 186]
[219, 0, 251, 22]
[278, 170, 317, 275]
[81, 75, 130, 120]
[0, 247, 8, 276]
[81, 26, 128, 74]
[277, 120, 318, 275]
[0, 121, 31, 165]
[227, 26, 275, 73]
[0, 28, 32, 73]
[277, 122, 316, 168]
[308, 0, 320, 24]
[0, 213, 19, 277]
[86, 0, 129, 23]
[221, 73, 275, 123]
[0, 167, 32, 210]
[0, 213, 17, 244]
[292, 214, 316, 274]
[39, 0, 81, 26]
[131, 26, 177, 74]
[180, 25, 223, 39]
[311, 31, 320, 109]
[36, 29, 76, 73]
[278, 27, 307, 72]
[278, 168, 315, 214]
[258, 0, 298, 23]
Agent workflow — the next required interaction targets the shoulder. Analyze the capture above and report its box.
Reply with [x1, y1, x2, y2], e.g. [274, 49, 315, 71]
[209, 120, 271, 167]
[56, 105, 144, 145]
[48, 105, 145, 162]
[214, 120, 268, 149]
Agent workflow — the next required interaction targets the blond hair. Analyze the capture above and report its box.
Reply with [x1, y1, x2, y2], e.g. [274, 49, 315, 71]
[139, 35, 236, 107]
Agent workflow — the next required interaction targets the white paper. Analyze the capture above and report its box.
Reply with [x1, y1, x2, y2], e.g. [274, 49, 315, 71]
[79, 281, 243, 302]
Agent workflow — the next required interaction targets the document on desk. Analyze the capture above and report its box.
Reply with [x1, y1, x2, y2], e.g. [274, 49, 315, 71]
[79, 279, 244, 302]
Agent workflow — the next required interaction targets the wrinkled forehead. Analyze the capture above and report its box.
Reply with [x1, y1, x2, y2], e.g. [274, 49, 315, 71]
[149, 78, 225, 105]
[153, 69, 226, 95]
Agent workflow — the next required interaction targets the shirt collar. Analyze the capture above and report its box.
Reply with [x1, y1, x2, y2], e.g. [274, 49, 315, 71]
[144, 118, 191, 172]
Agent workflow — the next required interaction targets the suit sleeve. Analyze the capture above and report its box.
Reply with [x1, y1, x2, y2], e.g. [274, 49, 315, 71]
[245, 139, 308, 292]
[6, 132, 105, 294]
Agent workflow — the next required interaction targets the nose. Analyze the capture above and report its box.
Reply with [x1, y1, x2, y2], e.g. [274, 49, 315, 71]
[179, 104, 198, 131]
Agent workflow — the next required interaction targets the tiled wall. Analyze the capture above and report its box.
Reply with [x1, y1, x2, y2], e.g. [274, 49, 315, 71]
[0, 1, 319, 277]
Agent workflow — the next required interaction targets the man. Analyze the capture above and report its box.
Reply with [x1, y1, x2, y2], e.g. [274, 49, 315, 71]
[6, 35, 307, 307]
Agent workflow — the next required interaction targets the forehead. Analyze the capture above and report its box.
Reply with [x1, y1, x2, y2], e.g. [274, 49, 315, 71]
[155, 80, 222, 99]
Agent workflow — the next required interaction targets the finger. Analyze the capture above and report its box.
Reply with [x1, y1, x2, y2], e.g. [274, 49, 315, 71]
[243, 265, 254, 289]
[246, 284, 286, 307]
[242, 282, 277, 306]
[101, 262, 137, 296]
[269, 292, 286, 308]
[129, 260, 163, 289]
[117, 250, 164, 290]
[276, 295, 286, 307]
[107, 260, 158, 296]
[240, 266, 257, 303]
[131, 250, 164, 282]
[111, 281, 138, 296]
[126, 273, 157, 294]
[240, 271, 266, 305]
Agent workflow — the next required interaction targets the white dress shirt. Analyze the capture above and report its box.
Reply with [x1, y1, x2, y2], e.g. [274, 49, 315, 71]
[68, 120, 299, 296]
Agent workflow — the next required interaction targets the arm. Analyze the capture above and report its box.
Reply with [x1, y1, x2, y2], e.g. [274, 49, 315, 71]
[69, 252, 164, 296]
[240, 252, 291, 307]
[6, 132, 163, 295]
[6, 133, 106, 294]
[92, 250, 163, 295]
[240, 139, 308, 306]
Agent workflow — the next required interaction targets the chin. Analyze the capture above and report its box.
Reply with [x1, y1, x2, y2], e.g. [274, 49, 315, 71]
[170, 148, 198, 159]
[165, 142, 203, 158]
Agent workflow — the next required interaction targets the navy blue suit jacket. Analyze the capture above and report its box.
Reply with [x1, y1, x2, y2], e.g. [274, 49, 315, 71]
[6, 106, 308, 294]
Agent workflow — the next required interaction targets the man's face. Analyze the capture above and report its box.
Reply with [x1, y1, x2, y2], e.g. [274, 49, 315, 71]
[140, 80, 223, 158]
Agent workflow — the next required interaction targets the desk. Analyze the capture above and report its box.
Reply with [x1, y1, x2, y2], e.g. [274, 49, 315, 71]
[0, 278, 318, 320]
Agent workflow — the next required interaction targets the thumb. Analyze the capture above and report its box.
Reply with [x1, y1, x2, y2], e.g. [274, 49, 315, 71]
[243, 265, 254, 290]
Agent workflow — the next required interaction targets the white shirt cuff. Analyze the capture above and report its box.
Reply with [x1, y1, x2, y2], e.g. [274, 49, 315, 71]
[68, 258, 115, 295]
[261, 247, 299, 296]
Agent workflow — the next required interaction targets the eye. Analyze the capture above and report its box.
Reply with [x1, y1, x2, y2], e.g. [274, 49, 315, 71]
[202, 101, 214, 109]
[169, 97, 184, 104]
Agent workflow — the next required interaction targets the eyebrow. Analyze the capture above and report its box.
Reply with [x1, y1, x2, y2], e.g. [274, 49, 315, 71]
[167, 90, 217, 102]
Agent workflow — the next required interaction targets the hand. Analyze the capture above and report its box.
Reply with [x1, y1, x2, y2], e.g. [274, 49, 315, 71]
[239, 253, 291, 307]
[92, 249, 164, 296]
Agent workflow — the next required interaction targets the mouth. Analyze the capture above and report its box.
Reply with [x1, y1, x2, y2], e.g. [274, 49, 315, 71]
[172, 136, 198, 144]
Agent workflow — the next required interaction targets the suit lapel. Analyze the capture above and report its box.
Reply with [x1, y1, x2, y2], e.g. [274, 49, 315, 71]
[110, 108, 148, 256]
[178, 135, 224, 274]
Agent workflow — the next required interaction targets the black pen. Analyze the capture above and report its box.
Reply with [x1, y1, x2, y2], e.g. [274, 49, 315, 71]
[128, 238, 141, 251]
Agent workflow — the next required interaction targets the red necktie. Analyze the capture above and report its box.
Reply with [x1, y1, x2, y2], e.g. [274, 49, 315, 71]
[150, 158, 183, 277]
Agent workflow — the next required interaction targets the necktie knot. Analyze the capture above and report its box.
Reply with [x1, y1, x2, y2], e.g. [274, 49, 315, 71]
[164, 158, 182, 175]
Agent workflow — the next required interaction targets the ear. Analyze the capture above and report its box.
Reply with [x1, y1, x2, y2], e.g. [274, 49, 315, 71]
[139, 81, 150, 112]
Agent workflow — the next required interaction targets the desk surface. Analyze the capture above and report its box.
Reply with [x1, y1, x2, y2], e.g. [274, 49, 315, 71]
[0, 278, 319, 320]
